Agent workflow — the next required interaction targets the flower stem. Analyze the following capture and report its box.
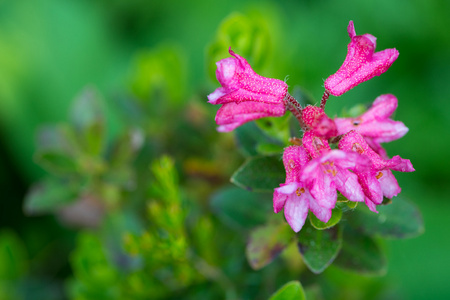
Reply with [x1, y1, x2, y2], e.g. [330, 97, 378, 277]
[285, 93, 306, 129]
[320, 90, 330, 110]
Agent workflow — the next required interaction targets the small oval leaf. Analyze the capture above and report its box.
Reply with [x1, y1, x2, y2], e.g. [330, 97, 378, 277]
[347, 197, 424, 239]
[297, 222, 342, 274]
[333, 226, 387, 275]
[210, 187, 272, 229]
[231, 155, 284, 192]
[269, 281, 306, 300]
[246, 221, 294, 270]
[309, 207, 342, 230]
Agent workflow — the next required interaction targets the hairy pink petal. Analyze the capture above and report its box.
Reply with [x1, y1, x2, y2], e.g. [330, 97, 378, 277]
[302, 131, 332, 159]
[215, 101, 286, 132]
[282, 146, 310, 183]
[324, 21, 399, 96]
[335, 94, 408, 145]
[208, 49, 288, 105]
[302, 106, 337, 139]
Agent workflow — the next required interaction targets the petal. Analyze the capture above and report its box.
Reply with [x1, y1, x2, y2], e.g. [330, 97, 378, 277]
[273, 189, 288, 213]
[363, 94, 398, 121]
[308, 192, 332, 223]
[301, 160, 337, 209]
[207, 87, 229, 104]
[365, 198, 379, 213]
[359, 120, 409, 143]
[276, 182, 299, 195]
[284, 194, 309, 232]
[334, 168, 366, 203]
[215, 101, 286, 132]
[215, 57, 237, 87]
[282, 146, 310, 183]
[386, 156, 415, 172]
[209, 49, 288, 106]
[302, 131, 331, 158]
[356, 171, 383, 204]
[378, 169, 401, 198]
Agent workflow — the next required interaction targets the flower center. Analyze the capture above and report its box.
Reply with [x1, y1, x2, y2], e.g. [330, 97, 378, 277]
[295, 187, 306, 196]
[376, 171, 383, 179]
[322, 161, 337, 176]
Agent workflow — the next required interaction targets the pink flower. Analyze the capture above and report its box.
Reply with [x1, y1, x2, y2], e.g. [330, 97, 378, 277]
[334, 95, 408, 158]
[324, 21, 399, 96]
[273, 146, 332, 232]
[301, 131, 372, 206]
[207, 48, 288, 131]
[339, 131, 415, 212]
[302, 105, 337, 139]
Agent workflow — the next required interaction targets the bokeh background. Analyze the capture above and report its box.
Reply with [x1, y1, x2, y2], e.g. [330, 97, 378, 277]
[1, 0, 449, 299]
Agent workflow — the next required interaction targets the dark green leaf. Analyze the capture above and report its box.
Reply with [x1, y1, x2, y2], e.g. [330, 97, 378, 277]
[231, 155, 284, 192]
[333, 226, 386, 275]
[309, 207, 342, 230]
[24, 178, 79, 215]
[0, 230, 28, 280]
[246, 221, 294, 270]
[234, 122, 281, 157]
[34, 150, 79, 175]
[269, 281, 306, 300]
[210, 187, 272, 229]
[297, 222, 342, 274]
[347, 197, 424, 239]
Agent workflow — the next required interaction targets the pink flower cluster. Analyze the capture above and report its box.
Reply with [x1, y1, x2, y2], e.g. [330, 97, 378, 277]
[208, 21, 414, 232]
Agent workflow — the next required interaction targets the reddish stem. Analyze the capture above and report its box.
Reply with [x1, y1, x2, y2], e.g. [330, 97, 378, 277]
[284, 93, 307, 130]
[320, 90, 330, 110]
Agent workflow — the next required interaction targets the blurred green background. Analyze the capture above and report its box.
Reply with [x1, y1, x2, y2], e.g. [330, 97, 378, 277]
[0, 0, 449, 299]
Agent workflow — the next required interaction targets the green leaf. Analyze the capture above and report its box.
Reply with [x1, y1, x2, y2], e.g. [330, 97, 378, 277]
[210, 187, 272, 229]
[70, 87, 106, 156]
[108, 128, 144, 166]
[24, 178, 79, 215]
[255, 114, 291, 144]
[0, 230, 28, 280]
[231, 155, 284, 192]
[297, 222, 342, 274]
[207, 12, 272, 82]
[246, 221, 294, 270]
[347, 197, 424, 239]
[129, 44, 186, 105]
[234, 122, 281, 157]
[34, 150, 79, 175]
[269, 281, 306, 300]
[333, 226, 387, 275]
[309, 207, 342, 230]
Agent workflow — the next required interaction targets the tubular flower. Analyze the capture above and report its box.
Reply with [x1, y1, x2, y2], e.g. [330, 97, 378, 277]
[273, 146, 332, 232]
[301, 131, 372, 206]
[207, 48, 288, 131]
[334, 94, 408, 158]
[339, 131, 415, 212]
[324, 21, 399, 96]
